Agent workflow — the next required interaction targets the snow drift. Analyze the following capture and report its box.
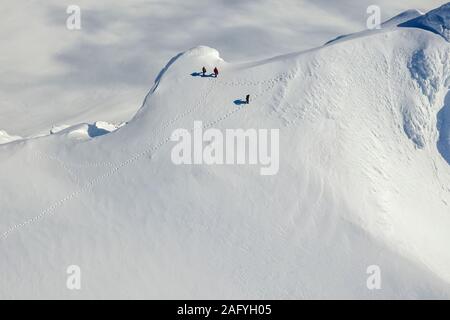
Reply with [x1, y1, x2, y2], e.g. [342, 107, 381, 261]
[1, 4, 450, 299]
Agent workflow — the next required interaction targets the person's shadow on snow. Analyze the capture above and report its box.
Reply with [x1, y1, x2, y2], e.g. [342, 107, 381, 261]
[191, 72, 215, 78]
[233, 99, 247, 105]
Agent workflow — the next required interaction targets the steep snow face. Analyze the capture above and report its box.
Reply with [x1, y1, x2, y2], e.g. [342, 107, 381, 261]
[1, 16, 450, 299]
[382, 9, 424, 27]
[437, 92, 450, 164]
[404, 44, 450, 148]
[400, 3, 450, 41]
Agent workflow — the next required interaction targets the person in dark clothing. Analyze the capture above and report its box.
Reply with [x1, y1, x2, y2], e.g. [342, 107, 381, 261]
[246, 94, 250, 104]
[202, 66, 206, 77]
[213, 67, 219, 78]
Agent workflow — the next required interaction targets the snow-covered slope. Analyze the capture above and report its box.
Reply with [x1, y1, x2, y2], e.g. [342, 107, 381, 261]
[324, 9, 424, 45]
[1, 5, 450, 299]
[400, 3, 450, 41]
[382, 9, 424, 27]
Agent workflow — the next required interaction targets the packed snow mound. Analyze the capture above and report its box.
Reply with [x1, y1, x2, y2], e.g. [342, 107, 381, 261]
[399, 3, 450, 41]
[404, 45, 450, 148]
[50, 121, 123, 141]
[184, 46, 222, 60]
[1, 5, 450, 299]
[50, 125, 72, 135]
[0, 130, 21, 145]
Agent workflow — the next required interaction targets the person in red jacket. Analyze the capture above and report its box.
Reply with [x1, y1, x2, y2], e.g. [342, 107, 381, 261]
[213, 67, 219, 78]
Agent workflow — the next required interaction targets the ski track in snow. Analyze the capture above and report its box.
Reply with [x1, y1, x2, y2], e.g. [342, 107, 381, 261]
[1, 71, 290, 241]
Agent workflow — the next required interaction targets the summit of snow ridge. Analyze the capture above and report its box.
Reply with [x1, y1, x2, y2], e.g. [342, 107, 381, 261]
[399, 3, 450, 41]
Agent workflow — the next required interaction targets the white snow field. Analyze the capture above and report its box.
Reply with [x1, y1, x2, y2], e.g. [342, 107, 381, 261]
[1, 3, 450, 299]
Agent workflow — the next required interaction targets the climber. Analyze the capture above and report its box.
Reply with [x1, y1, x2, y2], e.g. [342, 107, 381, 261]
[246, 94, 250, 104]
[213, 67, 219, 78]
[202, 66, 206, 77]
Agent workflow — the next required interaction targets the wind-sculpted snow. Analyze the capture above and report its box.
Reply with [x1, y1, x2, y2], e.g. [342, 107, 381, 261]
[325, 9, 424, 46]
[405, 47, 450, 148]
[437, 91, 450, 165]
[382, 9, 424, 28]
[400, 3, 450, 42]
[0, 130, 21, 145]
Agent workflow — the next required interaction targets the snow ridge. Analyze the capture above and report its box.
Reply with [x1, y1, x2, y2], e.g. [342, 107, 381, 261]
[399, 3, 450, 41]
